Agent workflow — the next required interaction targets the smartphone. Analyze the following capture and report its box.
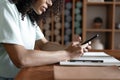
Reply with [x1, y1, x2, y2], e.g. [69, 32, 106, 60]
[81, 34, 99, 45]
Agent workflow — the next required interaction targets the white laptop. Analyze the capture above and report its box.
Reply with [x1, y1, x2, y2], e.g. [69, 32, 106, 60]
[60, 52, 120, 66]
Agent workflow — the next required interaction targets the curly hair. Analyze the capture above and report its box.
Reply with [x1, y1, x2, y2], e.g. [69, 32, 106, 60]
[12, 0, 64, 24]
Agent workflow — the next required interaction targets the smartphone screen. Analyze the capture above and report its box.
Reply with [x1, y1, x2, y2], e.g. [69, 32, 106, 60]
[81, 34, 99, 45]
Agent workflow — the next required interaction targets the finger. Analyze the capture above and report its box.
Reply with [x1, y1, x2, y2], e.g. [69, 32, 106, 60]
[88, 41, 91, 45]
[72, 42, 80, 46]
[87, 45, 92, 50]
[76, 50, 84, 56]
[73, 35, 82, 42]
[79, 52, 84, 56]
[81, 43, 89, 48]
[83, 48, 88, 52]
[79, 45, 88, 54]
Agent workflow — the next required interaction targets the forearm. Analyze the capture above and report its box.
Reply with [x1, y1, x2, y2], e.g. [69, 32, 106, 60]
[21, 49, 69, 68]
[25, 42, 67, 68]
[39, 42, 66, 51]
[35, 38, 66, 51]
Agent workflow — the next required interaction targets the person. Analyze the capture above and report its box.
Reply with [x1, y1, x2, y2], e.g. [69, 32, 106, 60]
[0, 0, 91, 80]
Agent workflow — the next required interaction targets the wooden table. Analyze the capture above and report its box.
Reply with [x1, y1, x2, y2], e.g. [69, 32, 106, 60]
[15, 65, 54, 80]
[15, 50, 120, 80]
[54, 66, 120, 80]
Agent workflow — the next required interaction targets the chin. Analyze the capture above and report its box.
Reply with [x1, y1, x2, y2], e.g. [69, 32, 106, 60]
[37, 12, 42, 15]
[35, 11, 43, 15]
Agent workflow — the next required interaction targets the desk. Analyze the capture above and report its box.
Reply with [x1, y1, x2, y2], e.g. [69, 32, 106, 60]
[15, 50, 120, 80]
[54, 66, 120, 80]
[15, 65, 54, 80]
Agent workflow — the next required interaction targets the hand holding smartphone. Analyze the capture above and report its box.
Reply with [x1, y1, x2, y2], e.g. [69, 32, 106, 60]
[81, 34, 99, 45]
